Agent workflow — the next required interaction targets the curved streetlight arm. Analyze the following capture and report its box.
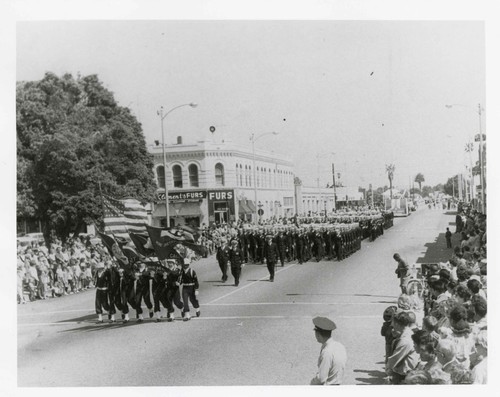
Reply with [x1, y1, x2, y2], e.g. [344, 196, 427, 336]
[160, 103, 198, 120]
[250, 131, 279, 143]
[445, 103, 484, 116]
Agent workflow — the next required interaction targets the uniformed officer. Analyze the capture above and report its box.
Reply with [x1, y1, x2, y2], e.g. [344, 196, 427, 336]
[275, 230, 286, 267]
[216, 237, 230, 282]
[295, 229, 305, 264]
[134, 262, 154, 322]
[310, 316, 347, 385]
[94, 262, 110, 323]
[263, 235, 279, 282]
[106, 260, 120, 323]
[152, 268, 169, 322]
[164, 260, 184, 321]
[180, 257, 200, 321]
[228, 239, 244, 286]
[116, 266, 133, 323]
[256, 230, 265, 264]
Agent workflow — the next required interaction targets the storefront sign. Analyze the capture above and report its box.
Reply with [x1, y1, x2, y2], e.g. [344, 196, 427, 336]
[156, 190, 207, 202]
[208, 190, 234, 201]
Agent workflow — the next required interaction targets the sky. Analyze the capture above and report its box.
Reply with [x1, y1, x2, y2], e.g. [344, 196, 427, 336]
[16, 20, 485, 191]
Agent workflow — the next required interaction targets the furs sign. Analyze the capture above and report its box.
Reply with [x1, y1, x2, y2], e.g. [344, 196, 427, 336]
[208, 190, 233, 201]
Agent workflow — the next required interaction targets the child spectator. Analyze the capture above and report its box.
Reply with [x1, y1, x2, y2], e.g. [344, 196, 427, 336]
[467, 276, 487, 300]
[381, 305, 397, 364]
[386, 311, 419, 384]
[422, 315, 440, 343]
[470, 330, 487, 384]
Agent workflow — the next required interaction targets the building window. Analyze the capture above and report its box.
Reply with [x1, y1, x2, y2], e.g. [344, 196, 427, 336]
[283, 197, 293, 206]
[215, 163, 225, 186]
[172, 165, 183, 188]
[157, 165, 165, 189]
[256, 167, 260, 187]
[239, 165, 243, 187]
[188, 164, 199, 187]
[248, 165, 252, 187]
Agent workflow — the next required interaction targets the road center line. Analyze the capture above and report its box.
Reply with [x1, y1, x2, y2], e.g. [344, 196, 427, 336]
[18, 300, 392, 319]
[205, 301, 393, 306]
[18, 314, 381, 327]
[206, 263, 299, 304]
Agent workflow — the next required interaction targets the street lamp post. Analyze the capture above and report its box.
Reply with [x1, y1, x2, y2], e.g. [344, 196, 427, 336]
[158, 103, 197, 228]
[477, 103, 485, 212]
[250, 132, 278, 224]
[316, 152, 335, 216]
[446, 103, 486, 212]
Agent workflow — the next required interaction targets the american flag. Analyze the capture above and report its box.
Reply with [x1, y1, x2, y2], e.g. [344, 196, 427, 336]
[103, 196, 148, 239]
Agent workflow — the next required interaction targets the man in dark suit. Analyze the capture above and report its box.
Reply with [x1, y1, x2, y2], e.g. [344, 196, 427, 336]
[275, 230, 287, 267]
[263, 235, 279, 282]
[295, 229, 305, 264]
[216, 238, 230, 282]
[228, 239, 244, 287]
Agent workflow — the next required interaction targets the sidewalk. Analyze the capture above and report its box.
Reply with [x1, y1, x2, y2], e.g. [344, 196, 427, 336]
[415, 211, 459, 264]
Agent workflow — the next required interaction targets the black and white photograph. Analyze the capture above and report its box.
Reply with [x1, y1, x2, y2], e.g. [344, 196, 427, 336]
[3, 0, 500, 394]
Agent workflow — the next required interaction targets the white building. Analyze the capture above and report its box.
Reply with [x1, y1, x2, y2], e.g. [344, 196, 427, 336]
[148, 137, 295, 227]
[299, 185, 365, 216]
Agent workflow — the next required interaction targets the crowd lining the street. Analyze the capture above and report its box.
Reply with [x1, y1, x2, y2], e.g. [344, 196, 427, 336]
[384, 203, 487, 384]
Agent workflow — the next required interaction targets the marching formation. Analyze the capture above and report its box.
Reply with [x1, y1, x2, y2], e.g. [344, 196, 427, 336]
[17, 208, 395, 325]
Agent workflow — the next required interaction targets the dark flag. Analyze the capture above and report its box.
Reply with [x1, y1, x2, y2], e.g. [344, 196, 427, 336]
[175, 224, 201, 242]
[121, 245, 146, 263]
[129, 232, 155, 257]
[97, 230, 129, 266]
[146, 225, 207, 260]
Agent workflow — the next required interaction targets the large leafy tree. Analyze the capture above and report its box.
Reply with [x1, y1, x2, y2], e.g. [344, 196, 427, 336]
[443, 175, 460, 197]
[17, 72, 156, 242]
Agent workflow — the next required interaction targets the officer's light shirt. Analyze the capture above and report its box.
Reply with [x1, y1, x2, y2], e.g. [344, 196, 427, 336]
[311, 338, 347, 385]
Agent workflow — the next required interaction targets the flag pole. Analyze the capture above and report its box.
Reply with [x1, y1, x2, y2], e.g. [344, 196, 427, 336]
[98, 179, 105, 230]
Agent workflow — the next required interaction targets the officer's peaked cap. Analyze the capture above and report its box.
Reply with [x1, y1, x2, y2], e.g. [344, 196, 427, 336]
[313, 316, 337, 331]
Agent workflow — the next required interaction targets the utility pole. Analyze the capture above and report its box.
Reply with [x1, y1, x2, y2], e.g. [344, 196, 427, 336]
[332, 163, 337, 210]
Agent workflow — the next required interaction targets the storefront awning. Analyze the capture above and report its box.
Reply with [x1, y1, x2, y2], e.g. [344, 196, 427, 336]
[246, 200, 256, 212]
[238, 200, 252, 214]
[175, 202, 203, 217]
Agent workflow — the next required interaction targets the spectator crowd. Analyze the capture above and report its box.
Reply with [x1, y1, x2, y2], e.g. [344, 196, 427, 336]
[17, 236, 113, 304]
[383, 203, 487, 384]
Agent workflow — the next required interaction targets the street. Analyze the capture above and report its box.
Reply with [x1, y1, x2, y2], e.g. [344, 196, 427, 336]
[18, 207, 457, 386]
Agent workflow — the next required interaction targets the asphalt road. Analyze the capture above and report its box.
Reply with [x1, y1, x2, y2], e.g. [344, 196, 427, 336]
[18, 206, 458, 387]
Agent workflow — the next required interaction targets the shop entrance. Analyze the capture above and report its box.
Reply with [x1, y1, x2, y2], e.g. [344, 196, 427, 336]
[213, 202, 229, 224]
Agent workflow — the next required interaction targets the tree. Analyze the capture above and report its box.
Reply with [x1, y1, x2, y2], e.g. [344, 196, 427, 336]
[385, 164, 395, 198]
[17, 72, 157, 242]
[421, 185, 433, 198]
[443, 175, 460, 198]
[414, 173, 425, 191]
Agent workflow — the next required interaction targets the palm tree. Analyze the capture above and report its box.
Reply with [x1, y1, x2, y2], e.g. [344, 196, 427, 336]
[386, 164, 395, 199]
[414, 173, 425, 191]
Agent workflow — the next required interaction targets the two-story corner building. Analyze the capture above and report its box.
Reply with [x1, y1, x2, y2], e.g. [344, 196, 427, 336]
[148, 136, 296, 227]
